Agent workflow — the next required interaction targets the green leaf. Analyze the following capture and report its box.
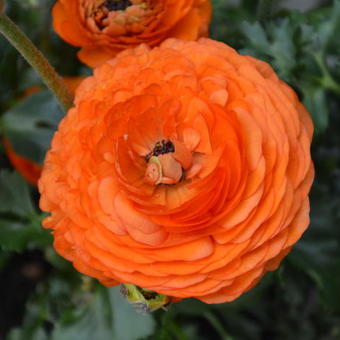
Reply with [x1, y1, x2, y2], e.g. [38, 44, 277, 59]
[313, 0, 340, 52]
[109, 287, 155, 340]
[0, 170, 34, 216]
[302, 86, 328, 134]
[241, 19, 296, 82]
[241, 22, 270, 52]
[289, 187, 340, 312]
[268, 19, 296, 80]
[7, 327, 48, 340]
[0, 171, 50, 252]
[52, 287, 155, 340]
[51, 292, 112, 340]
[0, 219, 51, 252]
[1, 90, 64, 164]
[0, 220, 32, 251]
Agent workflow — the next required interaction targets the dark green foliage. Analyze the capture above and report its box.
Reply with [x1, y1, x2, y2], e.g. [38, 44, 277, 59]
[0, 170, 51, 252]
[7, 285, 155, 340]
[2, 90, 63, 164]
[0, 0, 340, 339]
[212, 0, 340, 135]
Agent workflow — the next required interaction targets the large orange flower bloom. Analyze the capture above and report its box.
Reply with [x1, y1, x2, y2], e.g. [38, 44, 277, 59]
[52, 0, 212, 67]
[39, 39, 314, 303]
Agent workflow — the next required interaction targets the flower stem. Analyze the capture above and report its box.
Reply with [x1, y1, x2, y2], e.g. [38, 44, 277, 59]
[0, 11, 74, 112]
[257, 0, 274, 22]
[314, 52, 340, 95]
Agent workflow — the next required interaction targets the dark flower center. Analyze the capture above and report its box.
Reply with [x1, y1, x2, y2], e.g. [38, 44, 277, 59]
[145, 140, 175, 161]
[104, 0, 133, 11]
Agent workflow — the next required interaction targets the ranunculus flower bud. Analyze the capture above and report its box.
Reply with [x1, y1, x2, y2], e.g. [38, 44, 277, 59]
[39, 39, 314, 304]
[121, 283, 171, 313]
[52, 0, 212, 67]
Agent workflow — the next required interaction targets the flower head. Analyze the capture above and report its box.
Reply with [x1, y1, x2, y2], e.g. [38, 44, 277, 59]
[52, 0, 212, 67]
[39, 39, 314, 303]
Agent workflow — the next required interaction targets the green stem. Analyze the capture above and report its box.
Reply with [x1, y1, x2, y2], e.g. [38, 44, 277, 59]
[257, 0, 274, 22]
[314, 52, 340, 95]
[0, 11, 74, 112]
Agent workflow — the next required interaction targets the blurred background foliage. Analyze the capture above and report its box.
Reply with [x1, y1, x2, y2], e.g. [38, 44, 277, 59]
[0, 0, 340, 339]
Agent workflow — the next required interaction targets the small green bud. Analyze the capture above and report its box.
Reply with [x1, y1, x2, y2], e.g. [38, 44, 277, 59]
[120, 284, 172, 313]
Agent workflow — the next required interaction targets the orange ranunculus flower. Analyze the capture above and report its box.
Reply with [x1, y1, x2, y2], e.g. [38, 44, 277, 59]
[52, 0, 212, 67]
[3, 77, 84, 186]
[39, 39, 314, 303]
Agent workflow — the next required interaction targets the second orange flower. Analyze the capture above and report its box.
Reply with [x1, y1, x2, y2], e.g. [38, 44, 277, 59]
[53, 0, 212, 67]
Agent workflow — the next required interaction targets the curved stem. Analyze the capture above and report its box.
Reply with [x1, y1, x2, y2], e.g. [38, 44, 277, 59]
[257, 0, 274, 22]
[314, 52, 340, 95]
[0, 11, 74, 112]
